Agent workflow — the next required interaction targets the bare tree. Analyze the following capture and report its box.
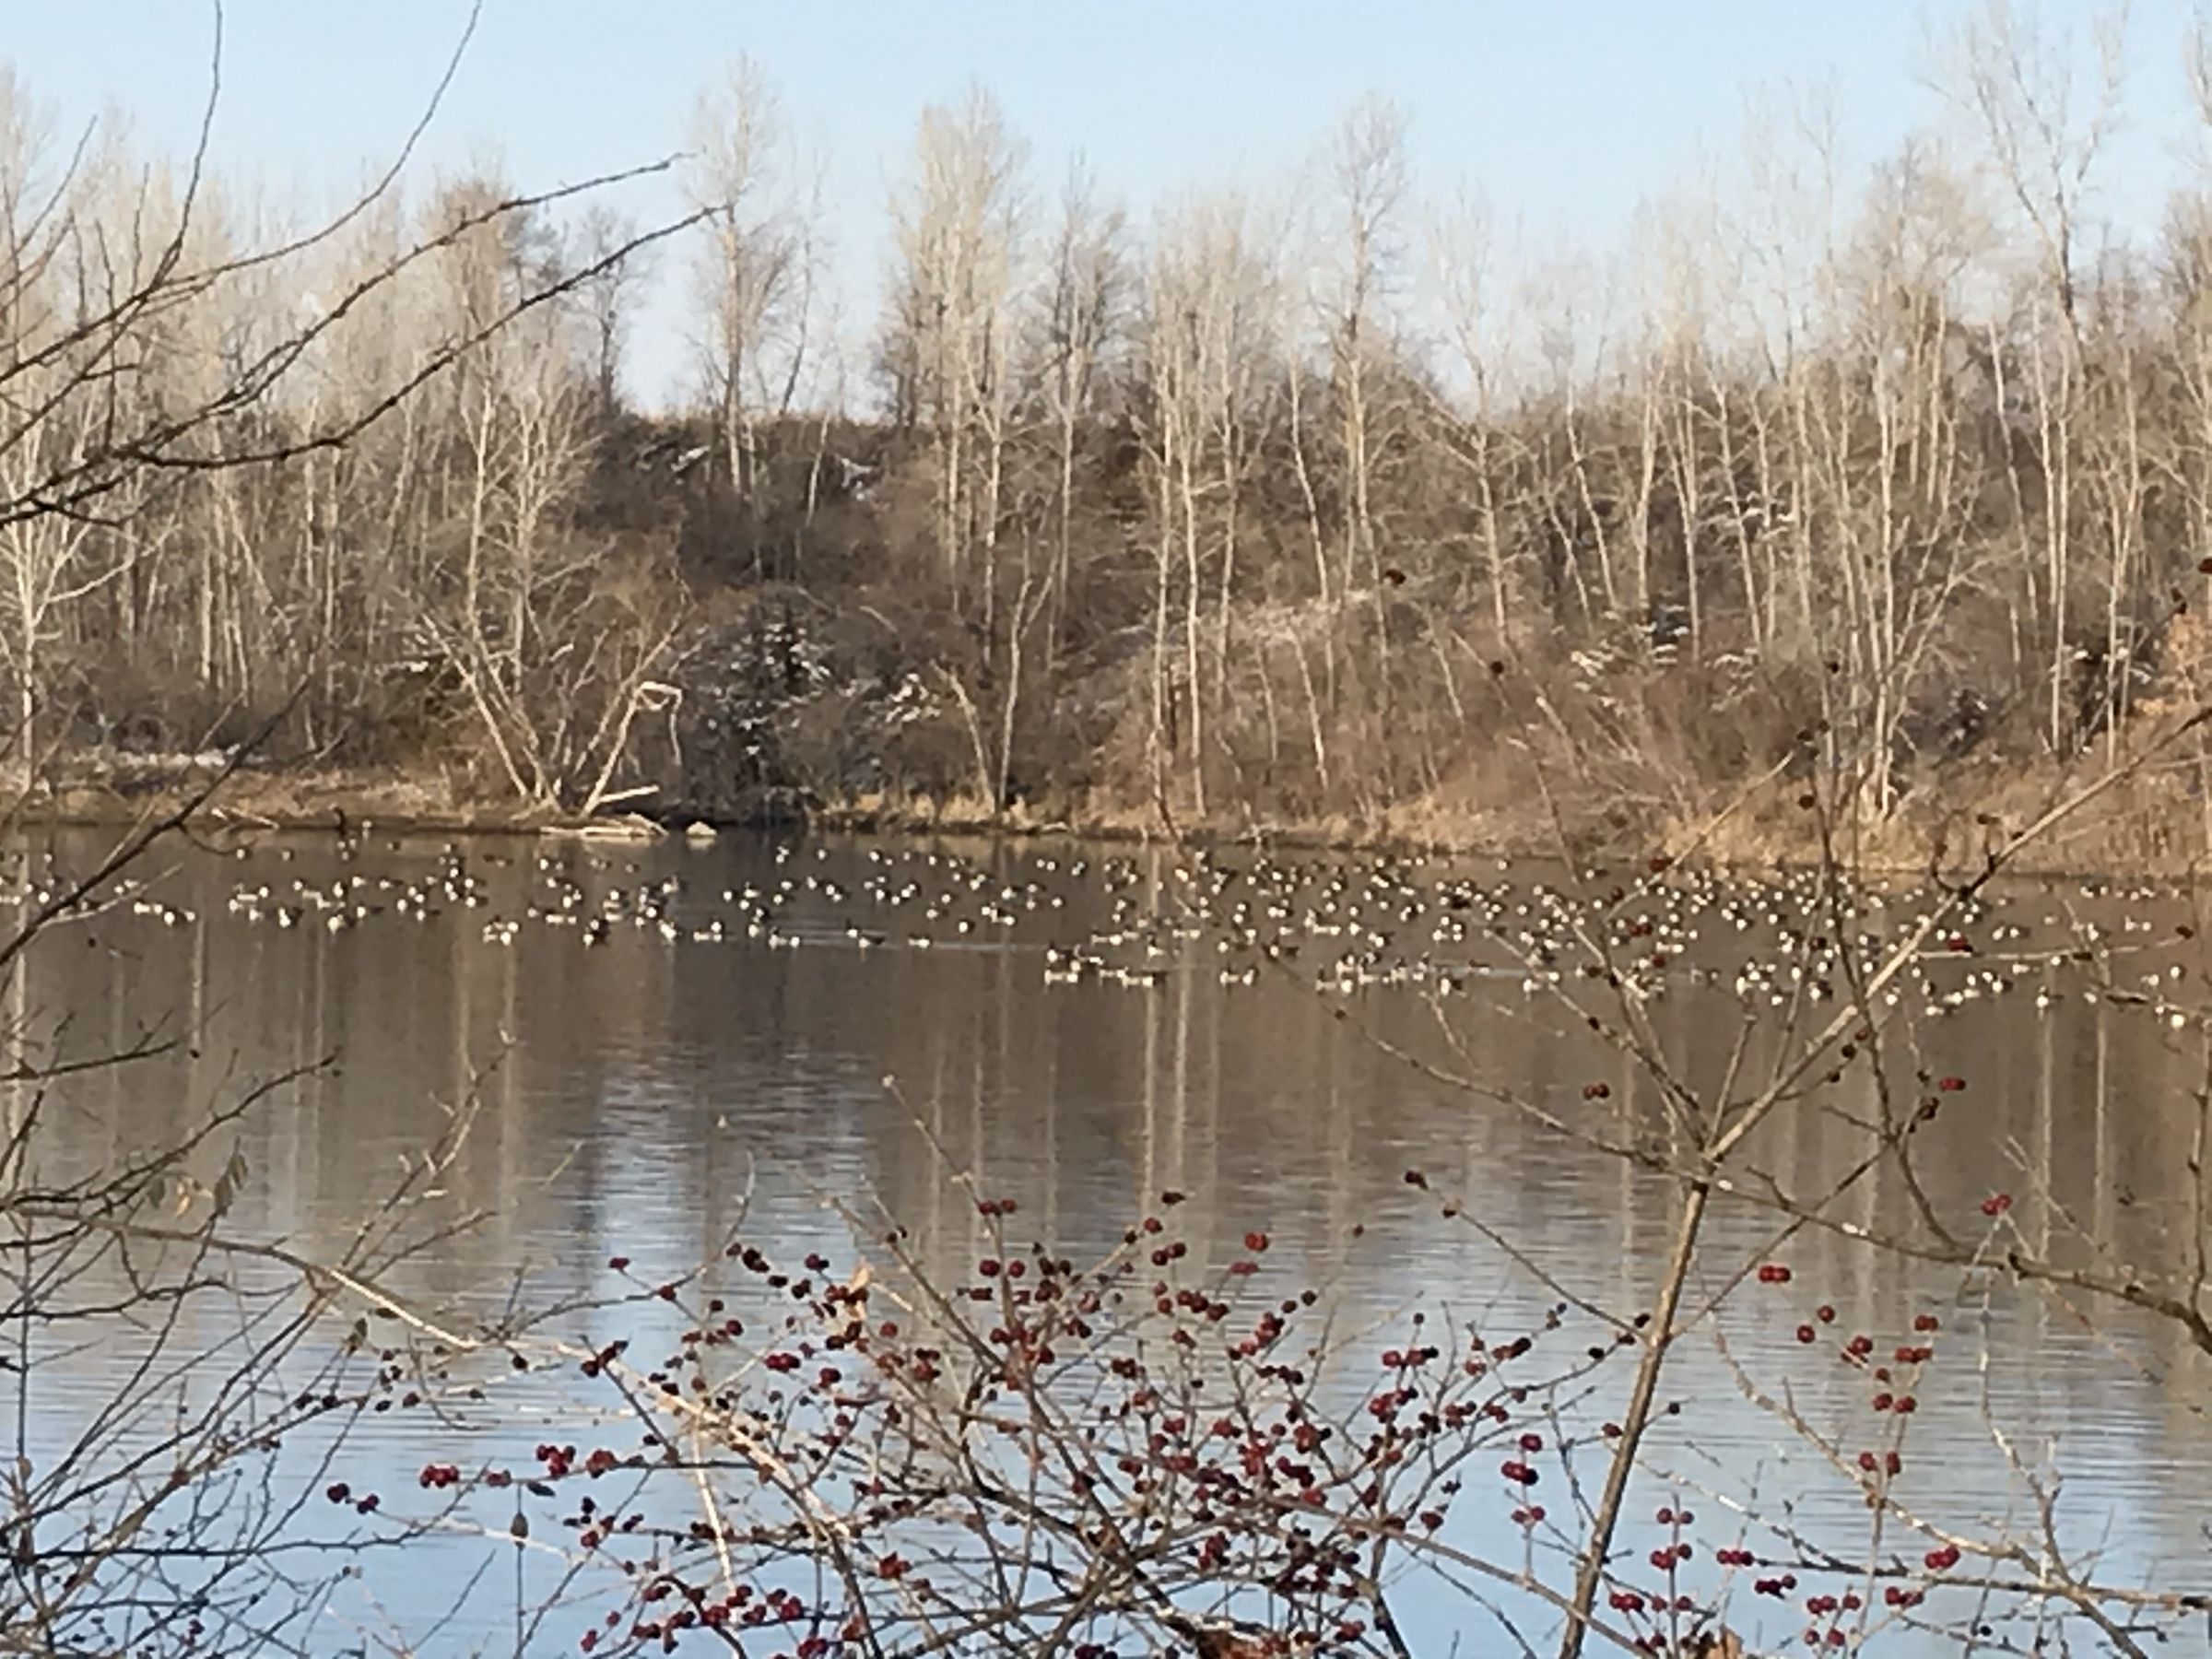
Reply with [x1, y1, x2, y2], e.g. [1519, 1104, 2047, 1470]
[686, 58, 810, 537]
[1138, 192, 1283, 818]
[1318, 97, 1411, 670]
[1030, 159, 1127, 674]
[881, 86, 1028, 613]
[1944, 0, 2125, 752]
[574, 203, 650, 417]
[0, 39, 701, 798]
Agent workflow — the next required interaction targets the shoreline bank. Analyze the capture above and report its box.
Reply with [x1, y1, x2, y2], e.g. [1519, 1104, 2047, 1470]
[14, 752, 2211, 881]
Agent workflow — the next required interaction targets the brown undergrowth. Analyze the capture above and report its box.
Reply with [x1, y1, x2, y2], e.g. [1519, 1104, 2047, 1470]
[27, 743, 2212, 882]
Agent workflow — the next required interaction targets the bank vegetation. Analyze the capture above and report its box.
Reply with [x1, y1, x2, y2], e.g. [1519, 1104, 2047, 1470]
[11, 11, 2212, 871]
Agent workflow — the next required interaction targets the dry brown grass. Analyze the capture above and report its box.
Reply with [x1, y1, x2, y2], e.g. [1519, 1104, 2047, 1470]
[1675, 746, 2212, 878]
[25, 736, 2212, 880]
[21, 763, 546, 837]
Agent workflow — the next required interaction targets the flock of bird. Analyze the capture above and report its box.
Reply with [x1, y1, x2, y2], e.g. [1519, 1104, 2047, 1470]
[8, 826, 2199, 1032]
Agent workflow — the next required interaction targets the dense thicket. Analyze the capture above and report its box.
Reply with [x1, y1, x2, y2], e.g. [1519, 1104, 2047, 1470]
[11, 14, 2212, 841]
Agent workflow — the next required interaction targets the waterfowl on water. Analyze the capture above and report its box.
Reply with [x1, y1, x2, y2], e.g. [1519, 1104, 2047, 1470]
[61, 829, 2206, 1046]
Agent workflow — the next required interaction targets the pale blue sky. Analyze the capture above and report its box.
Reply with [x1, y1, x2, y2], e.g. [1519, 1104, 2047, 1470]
[4, 2, 2201, 407]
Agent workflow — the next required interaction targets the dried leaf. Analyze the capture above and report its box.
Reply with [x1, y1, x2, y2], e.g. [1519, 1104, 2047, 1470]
[211, 1148, 249, 1218]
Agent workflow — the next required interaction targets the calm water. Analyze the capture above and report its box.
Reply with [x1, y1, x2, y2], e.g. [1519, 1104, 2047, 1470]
[7, 827, 2211, 1654]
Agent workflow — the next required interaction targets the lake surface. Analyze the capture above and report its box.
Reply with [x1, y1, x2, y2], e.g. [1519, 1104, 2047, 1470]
[6, 827, 2210, 1655]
